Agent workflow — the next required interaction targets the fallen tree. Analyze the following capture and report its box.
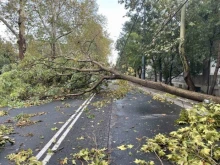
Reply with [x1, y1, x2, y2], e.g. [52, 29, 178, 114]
[63, 58, 220, 103]
[1, 54, 220, 107]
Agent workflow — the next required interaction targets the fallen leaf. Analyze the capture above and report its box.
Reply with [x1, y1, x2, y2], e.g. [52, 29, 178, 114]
[51, 127, 58, 131]
[77, 136, 84, 140]
[117, 145, 127, 150]
[127, 144, 134, 149]
[60, 157, 68, 165]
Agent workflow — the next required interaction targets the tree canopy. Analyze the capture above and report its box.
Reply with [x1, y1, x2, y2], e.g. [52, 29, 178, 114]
[116, 0, 220, 89]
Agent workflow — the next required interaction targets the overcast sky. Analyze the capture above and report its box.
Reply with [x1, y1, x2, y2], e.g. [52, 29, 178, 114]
[97, 0, 128, 64]
[0, 0, 127, 64]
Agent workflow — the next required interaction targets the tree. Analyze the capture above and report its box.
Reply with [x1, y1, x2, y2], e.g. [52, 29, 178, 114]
[117, 0, 182, 83]
[0, 0, 26, 60]
[185, 0, 220, 93]
[29, 0, 109, 59]
[52, 58, 220, 103]
[179, 3, 195, 91]
[1, 0, 220, 107]
[209, 43, 220, 95]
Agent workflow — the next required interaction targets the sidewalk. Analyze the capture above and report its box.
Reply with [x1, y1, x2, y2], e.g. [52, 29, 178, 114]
[130, 83, 198, 109]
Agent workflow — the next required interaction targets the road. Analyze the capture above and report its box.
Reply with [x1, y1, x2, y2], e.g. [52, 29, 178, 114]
[0, 85, 190, 165]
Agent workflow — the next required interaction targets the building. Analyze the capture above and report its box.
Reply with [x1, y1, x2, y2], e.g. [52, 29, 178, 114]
[172, 61, 220, 96]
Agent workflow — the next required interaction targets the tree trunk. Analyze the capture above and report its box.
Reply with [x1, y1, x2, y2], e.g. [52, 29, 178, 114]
[209, 43, 220, 95]
[179, 4, 195, 91]
[50, 1, 57, 58]
[92, 61, 220, 103]
[154, 69, 157, 82]
[159, 57, 162, 82]
[169, 54, 174, 85]
[17, 0, 26, 60]
[205, 40, 213, 93]
[203, 58, 210, 93]
[0, 0, 26, 60]
[151, 57, 157, 82]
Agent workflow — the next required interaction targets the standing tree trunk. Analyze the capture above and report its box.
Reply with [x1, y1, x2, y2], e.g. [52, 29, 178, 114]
[50, 1, 57, 58]
[205, 40, 213, 93]
[169, 53, 175, 85]
[0, 0, 26, 60]
[151, 57, 157, 82]
[154, 69, 157, 82]
[17, 0, 26, 60]
[169, 63, 173, 85]
[179, 4, 195, 91]
[209, 43, 220, 95]
[159, 57, 162, 82]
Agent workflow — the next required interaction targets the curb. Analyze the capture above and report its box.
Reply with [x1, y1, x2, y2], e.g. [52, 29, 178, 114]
[130, 83, 198, 109]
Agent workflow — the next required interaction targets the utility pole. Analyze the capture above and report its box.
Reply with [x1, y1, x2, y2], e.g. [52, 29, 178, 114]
[141, 0, 146, 79]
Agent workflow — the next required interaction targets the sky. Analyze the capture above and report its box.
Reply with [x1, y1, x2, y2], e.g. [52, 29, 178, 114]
[0, 0, 128, 64]
[96, 0, 128, 64]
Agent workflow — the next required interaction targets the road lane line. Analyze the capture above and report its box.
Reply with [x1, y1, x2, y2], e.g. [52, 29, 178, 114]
[42, 94, 95, 165]
[36, 94, 95, 160]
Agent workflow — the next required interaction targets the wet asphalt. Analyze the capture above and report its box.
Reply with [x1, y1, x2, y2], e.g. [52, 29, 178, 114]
[0, 88, 183, 165]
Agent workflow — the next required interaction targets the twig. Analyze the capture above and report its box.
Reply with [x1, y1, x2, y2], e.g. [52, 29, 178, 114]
[154, 149, 164, 165]
[53, 147, 64, 153]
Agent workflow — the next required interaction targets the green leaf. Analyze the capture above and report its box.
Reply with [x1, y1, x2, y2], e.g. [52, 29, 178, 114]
[72, 159, 76, 164]
[117, 145, 127, 150]
[127, 144, 134, 149]
[200, 148, 210, 156]
[76, 136, 84, 140]
[51, 127, 58, 131]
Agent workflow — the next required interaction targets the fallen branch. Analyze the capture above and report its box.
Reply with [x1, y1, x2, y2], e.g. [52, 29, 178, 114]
[66, 75, 116, 96]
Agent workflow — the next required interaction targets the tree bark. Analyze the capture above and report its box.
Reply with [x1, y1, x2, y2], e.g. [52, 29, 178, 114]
[151, 57, 157, 82]
[205, 40, 213, 93]
[179, 4, 195, 91]
[209, 43, 220, 95]
[51, 1, 57, 58]
[17, 0, 26, 60]
[159, 57, 162, 82]
[154, 69, 157, 82]
[169, 54, 174, 85]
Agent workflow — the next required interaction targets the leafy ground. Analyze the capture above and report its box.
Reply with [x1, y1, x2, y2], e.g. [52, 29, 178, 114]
[135, 103, 220, 165]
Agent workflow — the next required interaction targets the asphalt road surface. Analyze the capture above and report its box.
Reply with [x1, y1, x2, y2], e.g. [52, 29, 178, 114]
[0, 87, 185, 165]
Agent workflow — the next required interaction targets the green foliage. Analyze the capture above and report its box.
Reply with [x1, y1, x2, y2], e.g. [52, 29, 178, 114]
[0, 52, 98, 107]
[7, 149, 42, 165]
[0, 0, 111, 108]
[72, 148, 109, 165]
[140, 103, 220, 165]
[0, 110, 8, 116]
[117, 0, 220, 83]
[152, 94, 166, 102]
[0, 124, 14, 147]
[92, 80, 131, 109]
[0, 38, 17, 72]
[134, 159, 154, 165]
[14, 112, 46, 127]
[164, 93, 177, 99]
